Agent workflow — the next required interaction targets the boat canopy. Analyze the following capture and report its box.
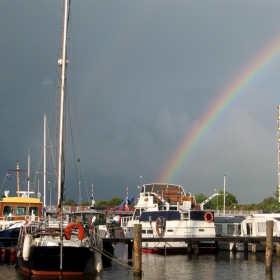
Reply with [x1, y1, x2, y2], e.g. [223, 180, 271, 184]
[141, 183, 185, 194]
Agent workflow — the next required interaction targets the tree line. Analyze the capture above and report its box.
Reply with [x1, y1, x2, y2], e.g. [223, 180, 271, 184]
[63, 197, 124, 207]
[63, 189, 280, 213]
[195, 189, 280, 213]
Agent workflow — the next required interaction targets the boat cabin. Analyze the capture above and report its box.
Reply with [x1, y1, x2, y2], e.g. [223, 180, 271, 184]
[0, 196, 42, 226]
[214, 216, 245, 237]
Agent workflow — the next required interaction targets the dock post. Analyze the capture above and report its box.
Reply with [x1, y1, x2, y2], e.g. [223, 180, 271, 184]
[244, 241, 248, 260]
[266, 220, 273, 271]
[127, 242, 133, 263]
[252, 243, 257, 254]
[276, 243, 280, 257]
[194, 242, 199, 256]
[187, 241, 192, 254]
[4, 248, 10, 264]
[133, 224, 142, 276]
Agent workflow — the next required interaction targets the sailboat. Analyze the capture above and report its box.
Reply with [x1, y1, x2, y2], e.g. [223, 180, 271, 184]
[16, 0, 103, 275]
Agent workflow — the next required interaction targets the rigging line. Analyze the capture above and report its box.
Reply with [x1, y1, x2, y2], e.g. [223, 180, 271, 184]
[93, 247, 133, 270]
[66, 93, 90, 204]
[0, 176, 7, 195]
[65, 12, 90, 204]
[66, 95, 80, 198]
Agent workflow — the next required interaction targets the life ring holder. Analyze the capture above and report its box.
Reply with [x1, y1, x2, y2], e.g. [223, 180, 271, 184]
[204, 211, 214, 223]
[65, 222, 85, 241]
[155, 216, 166, 238]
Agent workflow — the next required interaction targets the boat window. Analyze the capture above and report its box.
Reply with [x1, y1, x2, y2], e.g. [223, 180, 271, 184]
[140, 211, 180, 221]
[3, 206, 13, 216]
[199, 229, 205, 232]
[190, 211, 213, 221]
[134, 209, 141, 220]
[227, 224, 239, 235]
[215, 224, 222, 236]
[147, 230, 153, 234]
[29, 206, 39, 216]
[256, 222, 276, 233]
[16, 206, 26, 216]
[246, 223, 252, 235]
[142, 230, 146, 234]
[167, 229, 173, 232]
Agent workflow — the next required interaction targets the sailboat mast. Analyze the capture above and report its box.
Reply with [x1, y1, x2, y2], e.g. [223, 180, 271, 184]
[57, 0, 69, 211]
[43, 114, 47, 212]
[277, 105, 280, 202]
[27, 150, 30, 198]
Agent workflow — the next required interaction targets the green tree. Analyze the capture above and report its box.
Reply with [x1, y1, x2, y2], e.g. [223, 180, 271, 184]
[242, 204, 253, 211]
[258, 196, 279, 212]
[63, 199, 77, 206]
[216, 191, 238, 210]
[81, 201, 90, 206]
[108, 197, 123, 206]
[94, 197, 124, 207]
[95, 200, 109, 207]
[194, 193, 207, 204]
[194, 193, 215, 209]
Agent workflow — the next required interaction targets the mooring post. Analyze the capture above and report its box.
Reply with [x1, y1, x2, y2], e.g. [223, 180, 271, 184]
[133, 224, 142, 276]
[187, 241, 192, 254]
[194, 242, 199, 255]
[244, 241, 248, 260]
[276, 243, 280, 258]
[4, 248, 10, 264]
[252, 243, 257, 254]
[266, 220, 273, 271]
[127, 241, 132, 261]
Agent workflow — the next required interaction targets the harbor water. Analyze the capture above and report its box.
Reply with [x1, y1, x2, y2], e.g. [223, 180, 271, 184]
[1, 243, 280, 280]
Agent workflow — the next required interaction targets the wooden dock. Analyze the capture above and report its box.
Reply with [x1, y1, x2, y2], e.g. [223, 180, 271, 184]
[102, 236, 280, 243]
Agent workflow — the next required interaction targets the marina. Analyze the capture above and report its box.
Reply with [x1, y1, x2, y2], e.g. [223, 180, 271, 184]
[1, 243, 280, 280]
[2, 1, 280, 279]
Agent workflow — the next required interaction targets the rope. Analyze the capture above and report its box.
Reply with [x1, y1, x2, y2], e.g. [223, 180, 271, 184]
[92, 246, 133, 270]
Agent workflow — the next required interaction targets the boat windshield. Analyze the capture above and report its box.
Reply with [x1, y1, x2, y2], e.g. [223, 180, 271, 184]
[29, 206, 39, 217]
[141, 184, 183, 194]
[69, 212, 107, 225]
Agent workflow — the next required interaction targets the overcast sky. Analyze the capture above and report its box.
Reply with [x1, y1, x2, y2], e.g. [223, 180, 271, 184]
[1, 1, 280, 206]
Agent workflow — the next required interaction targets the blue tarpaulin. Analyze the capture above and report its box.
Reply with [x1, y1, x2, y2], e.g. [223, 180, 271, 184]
[113, 196, 134, 210]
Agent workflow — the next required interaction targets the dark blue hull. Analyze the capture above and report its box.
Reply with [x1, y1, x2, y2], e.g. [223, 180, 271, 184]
[17, 246, 97, 275]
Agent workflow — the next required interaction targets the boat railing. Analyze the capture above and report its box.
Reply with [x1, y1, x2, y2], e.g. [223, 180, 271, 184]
[214, 210, 263, 215]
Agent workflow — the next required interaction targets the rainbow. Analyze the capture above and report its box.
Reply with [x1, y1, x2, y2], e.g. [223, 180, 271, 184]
[157, 35, 280, 183]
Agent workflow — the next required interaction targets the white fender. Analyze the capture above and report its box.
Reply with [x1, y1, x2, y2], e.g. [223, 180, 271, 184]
[94, 240, 103, 273]
[22, 234, 32, 261]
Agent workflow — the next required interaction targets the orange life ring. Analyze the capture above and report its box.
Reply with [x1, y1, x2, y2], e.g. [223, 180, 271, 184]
[204, 211, 214, 223]
[65, 222, 85, 241]
[155, 216, 166, 238]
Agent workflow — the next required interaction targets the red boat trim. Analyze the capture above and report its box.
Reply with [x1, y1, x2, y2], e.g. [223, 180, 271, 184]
[19, 266, 84, 276]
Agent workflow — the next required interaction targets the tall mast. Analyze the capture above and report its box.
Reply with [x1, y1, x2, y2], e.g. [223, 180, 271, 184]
[57, 0, 69, 212]
[277, 105, 280, 202]
[57, 0, 70, 273]
[27, 150, 30, 197]
[43, 114, 47, 212]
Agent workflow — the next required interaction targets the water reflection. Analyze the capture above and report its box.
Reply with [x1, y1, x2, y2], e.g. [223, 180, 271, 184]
[2, 244, 280, 279]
